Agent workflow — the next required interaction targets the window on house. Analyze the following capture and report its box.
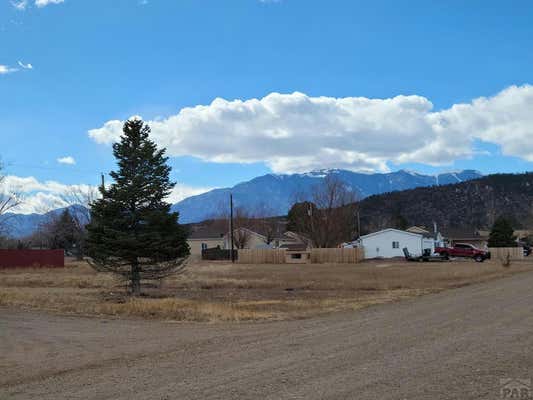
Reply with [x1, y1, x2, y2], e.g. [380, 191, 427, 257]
[392, 241, 400, 249]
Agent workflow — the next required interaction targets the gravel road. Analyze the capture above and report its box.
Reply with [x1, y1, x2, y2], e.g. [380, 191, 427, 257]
[2, 271, 533, 400]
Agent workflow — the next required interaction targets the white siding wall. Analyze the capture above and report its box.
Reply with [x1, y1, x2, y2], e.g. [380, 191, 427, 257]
[361, 230, 423, 259]
[422, 237, 436, 254]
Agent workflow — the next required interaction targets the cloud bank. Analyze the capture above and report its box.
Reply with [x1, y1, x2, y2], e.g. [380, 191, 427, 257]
[89, 85, 533, 173]
[1, 175, 210, 214]
[1, 176, 94, 214]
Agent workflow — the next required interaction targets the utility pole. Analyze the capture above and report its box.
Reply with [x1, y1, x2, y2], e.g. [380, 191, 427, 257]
[308, 203, 317, 248]
[356, 210, 361, 239]
[230, 193, 235, 263]
[100, 173, 105, 191]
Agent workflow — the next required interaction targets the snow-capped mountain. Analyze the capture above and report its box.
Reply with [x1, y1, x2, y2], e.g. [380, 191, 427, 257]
[171, 169, 483, 223]
[1, 205, 89, 239]
[1, 169, 482, 237]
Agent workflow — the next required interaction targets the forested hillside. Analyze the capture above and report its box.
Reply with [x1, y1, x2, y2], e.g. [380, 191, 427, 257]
[358, 173, 533, 234]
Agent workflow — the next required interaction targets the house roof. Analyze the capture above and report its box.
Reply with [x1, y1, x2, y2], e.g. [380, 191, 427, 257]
[275, 231, 311, 244]
[279, 243, 308, 251]
[223, 227, 267, 241]
[512, 230, 531, 239]
[188, 224, 226, 239]
[359, 228, 423, 240]
[406, 226, 430, 234]
[443, 228, 488, 240]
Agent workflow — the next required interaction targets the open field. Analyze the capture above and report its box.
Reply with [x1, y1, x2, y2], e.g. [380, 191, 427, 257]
[3, 270, 533, 399]
[1, 258, 532, 322]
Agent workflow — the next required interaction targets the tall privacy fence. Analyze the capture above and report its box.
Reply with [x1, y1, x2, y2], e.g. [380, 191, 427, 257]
[310, 248, 365, 263]
[488, 247, 524, 261]
[237, 249, 287, 264]
[201, 247, 238, 261]
[237, 248, 364, 264]
[0, 249, 65, 268]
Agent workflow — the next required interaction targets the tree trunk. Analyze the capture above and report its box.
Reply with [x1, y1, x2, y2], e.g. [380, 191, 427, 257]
[131, 260, 141, 296]
[75, 244, 83, 261]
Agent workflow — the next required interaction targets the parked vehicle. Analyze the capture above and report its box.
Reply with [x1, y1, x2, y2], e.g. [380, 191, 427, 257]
[435, 243, 491, 262]
[403, 247, 447, 262]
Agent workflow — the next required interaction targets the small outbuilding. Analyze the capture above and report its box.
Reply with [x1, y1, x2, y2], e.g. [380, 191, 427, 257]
[356, 228, 435, 259]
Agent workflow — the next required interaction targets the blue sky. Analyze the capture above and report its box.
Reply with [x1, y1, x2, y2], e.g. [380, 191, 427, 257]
[1, 0, 533, 212]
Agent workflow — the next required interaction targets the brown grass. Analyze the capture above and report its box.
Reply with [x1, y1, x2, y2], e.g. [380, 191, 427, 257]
[1, 259, 532, 322]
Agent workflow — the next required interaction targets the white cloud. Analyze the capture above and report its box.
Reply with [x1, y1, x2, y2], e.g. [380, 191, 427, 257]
[167, 184, 212, 204]
[88, 119, 123, 143]
[431, 85, 533, 162]
[57, 156, 76, 165]
[12, 0, 64, 9]
[17, 61, 33, 69]
[0, 62, 32, 75]
[11, 0, 28, 10]
[90, 85, 533, 173]
[1, 175, 209, 214]
[1, 176, 93, 214]
[35, 0, 64, 7]
[12, 192, 67, 215]
[0, 65, 18, 74]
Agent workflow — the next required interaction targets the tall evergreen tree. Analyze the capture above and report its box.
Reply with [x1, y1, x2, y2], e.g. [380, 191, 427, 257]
[488, 216, 516, 247]
[86, 119, 189, 295]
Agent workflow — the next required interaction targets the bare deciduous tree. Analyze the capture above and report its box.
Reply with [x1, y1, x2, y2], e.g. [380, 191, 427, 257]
[288, 176, 358, 248]
[232, 207, 253, 249]
[61, 186, 97, 226]
[210, 199, 278, 248]
[252, 202, 281, 245]
[0, 164, 22, 236]
[60, 186, 99, 258]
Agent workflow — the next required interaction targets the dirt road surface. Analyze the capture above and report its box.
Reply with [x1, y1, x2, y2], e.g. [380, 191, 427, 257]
[2, 271, 533, 400]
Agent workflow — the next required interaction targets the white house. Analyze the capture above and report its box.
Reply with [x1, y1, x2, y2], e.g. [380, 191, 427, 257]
[355, 228, 435, 259]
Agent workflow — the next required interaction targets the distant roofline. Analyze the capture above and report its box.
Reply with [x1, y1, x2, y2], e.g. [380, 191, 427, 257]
[359, 228, 423, 240]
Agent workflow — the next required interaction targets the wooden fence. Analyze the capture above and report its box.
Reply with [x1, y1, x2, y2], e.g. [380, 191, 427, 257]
[202, 247, 237, 261]
[237, 249, 287, 264]
[237, 248, 364, 264]
[310, 248, 364, 264]
[488, 247, 524, 261]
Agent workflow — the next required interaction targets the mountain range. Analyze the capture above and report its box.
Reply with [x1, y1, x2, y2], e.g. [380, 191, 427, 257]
[0, 205, 88, 239]
[1, 169, 482, 238]
[171, 169, 482, 223]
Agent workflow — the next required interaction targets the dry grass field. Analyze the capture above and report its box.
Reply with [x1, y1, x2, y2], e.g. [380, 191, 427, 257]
[1, 258, 532, 322]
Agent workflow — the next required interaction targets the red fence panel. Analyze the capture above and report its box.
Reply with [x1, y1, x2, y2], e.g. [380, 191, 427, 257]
[0, 249, 65, 268]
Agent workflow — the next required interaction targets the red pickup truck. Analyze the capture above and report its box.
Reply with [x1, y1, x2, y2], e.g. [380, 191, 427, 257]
[435, 243, 491, 262]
